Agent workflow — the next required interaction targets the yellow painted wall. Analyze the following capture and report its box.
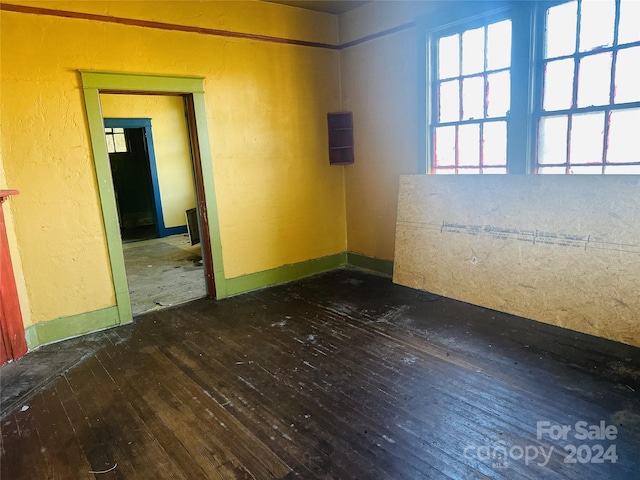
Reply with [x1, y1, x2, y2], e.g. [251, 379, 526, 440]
[100, 94, 196, 229]
[12, 0, 338, 45]
[338, 0, 434, 44]
[0, 1, 345, 326]
[338, 1, 435, 261]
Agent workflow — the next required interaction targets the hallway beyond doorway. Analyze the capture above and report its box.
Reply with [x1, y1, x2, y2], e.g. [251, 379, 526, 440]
[122, 234, 206, 316]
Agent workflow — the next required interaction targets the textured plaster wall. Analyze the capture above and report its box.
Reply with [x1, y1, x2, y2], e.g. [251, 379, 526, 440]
[338, 0, 434, 44]
[12, 0, 339, 45]
[338, 2, 435, 261]
[0, 1, 345, 325]
[100, 94, 196, 229]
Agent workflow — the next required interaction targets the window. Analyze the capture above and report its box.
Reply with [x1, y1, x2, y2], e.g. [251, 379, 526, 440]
[537, 0, 640, 174]
[104, 127, 128, 153]
[424, 0, 640, 174]
[432, 18, 512, 174]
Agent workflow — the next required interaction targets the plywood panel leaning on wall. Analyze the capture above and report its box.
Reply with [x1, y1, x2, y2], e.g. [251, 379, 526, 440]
[393, 175, 640, 347]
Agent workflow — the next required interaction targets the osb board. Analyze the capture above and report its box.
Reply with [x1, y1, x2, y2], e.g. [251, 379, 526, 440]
[393, 175, 640, 347]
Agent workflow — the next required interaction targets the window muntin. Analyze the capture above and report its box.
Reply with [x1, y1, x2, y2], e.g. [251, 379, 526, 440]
[536, 0, 640, 174]
[104, 127, 128, 153]
[431, 19, 512, 174]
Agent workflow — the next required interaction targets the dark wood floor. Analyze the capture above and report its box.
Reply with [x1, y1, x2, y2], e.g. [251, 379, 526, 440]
[1, 268, 639, 479]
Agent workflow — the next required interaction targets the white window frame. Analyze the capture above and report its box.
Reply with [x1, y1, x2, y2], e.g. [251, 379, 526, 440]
[429, 13, 513, 174]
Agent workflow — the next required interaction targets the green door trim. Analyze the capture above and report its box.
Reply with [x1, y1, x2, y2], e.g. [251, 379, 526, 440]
[80, 71, 205, 93]
[80, 70, 226, 325]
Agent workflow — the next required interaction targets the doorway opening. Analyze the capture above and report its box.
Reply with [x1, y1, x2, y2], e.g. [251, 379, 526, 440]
[81, 71, 226, 325]
[103, 113, 206, 316]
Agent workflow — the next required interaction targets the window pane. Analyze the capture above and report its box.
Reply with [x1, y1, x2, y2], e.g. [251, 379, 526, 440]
[458, 123, 480, 166]
[430, 19, 516, 175]
[462, 76, 484, 120]
[462, 27, 485, 75]
[439, 80, 460, 122]
[105, 135, 115, 153]
[538, 166, 567, 174]
[434, 126, 456, 167]
[487, 71, 510, 117]
[104, 127, 113, 133]
[483, 121, 507, 166]
[543, 59, 574, 111]
[607, 109, 640, 164]
[614, 47, 640, 104]
[545, 1, 577, 58]
[114, 133, 127, 153]
[618, 0, 640, 45]
[569, 112, 604, 164]
[113, 128, 125, 134]
[439, 34, 460, 79]
[604, 164, 640, 174]
[486, 20, 511, 70]
[577, 53, 612, 107]
[538, 115, 568, 165]
[569, 165, 604, 174]
[579, 0, 615, 52]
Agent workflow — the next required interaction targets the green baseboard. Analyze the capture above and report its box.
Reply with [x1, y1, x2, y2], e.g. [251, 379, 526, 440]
[347, 251, 394, 276]
[222, 251, 393, 297]
[24, 305, 127, 350]
[22, 251, 393, 348]
[223, 252, 347, 297]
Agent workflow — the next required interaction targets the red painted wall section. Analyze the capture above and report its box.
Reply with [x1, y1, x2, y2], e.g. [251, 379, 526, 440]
[0, 190, 28, 365]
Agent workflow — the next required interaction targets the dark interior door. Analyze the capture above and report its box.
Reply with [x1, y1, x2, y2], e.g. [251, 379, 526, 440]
[109, 128, 157, 241]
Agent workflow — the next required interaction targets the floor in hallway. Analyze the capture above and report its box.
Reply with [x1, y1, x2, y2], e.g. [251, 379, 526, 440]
[122, 234, 207, 316]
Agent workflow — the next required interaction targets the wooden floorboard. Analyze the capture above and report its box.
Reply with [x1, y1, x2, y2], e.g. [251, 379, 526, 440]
[1, 268, 639, 479]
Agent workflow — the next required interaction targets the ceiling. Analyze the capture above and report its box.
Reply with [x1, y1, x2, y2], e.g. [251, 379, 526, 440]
[264, 0, 371, 15]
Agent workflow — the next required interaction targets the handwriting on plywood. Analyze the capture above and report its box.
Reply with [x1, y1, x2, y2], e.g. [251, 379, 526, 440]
[397, 220, 640, 255]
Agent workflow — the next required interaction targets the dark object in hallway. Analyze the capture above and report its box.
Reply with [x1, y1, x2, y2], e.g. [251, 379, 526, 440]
[186, 207, 201, 246]
[1, 269, 639, 479]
